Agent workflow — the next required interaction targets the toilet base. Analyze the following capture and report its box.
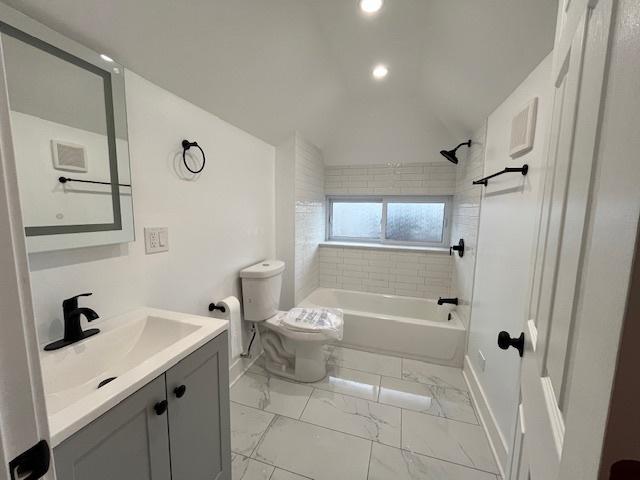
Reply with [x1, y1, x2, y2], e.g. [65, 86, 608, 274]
[260, 329, 328, 382]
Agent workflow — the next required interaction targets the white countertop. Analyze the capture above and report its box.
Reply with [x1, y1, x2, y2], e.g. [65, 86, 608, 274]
[40, 307, 228, 446]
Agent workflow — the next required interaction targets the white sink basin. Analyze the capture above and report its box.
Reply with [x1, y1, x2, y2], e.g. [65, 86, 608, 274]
[40, 307, 228, 446]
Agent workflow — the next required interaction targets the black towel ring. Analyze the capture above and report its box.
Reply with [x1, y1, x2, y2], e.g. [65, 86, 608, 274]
[181, 139, 206, 174]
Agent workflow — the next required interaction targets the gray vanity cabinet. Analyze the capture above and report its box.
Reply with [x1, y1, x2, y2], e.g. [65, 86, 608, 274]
[166, 331, 231, 480]
[54, 331, 231, 480]
[54, 375, 172, 480]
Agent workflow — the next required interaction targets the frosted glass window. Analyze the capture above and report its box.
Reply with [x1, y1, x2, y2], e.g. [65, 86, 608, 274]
[331, 202, 382, 239]
[328, 196, 451, 246]
[386, 202, 446, 243]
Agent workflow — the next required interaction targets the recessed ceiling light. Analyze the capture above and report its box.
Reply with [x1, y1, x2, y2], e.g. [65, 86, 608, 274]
[360, 0, 383, 14]
[372, 64, 389, 80]
[100, 54, 114, 63]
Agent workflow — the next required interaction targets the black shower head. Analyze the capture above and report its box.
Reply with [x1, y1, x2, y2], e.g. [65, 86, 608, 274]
[440, 140, 472, 164]
[440, 149, 459, 164]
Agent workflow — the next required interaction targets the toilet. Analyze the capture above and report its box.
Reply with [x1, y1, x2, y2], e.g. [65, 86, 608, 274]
[240, 260, 340, 383]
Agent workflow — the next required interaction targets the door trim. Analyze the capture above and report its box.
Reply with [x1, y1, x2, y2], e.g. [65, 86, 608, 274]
[0, 28, 54, 479]
[463, 356, 509, 477]
[540, 376, 565, 456]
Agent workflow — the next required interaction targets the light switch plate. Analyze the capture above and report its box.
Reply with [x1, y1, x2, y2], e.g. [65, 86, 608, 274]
[144, 227, 169, 254]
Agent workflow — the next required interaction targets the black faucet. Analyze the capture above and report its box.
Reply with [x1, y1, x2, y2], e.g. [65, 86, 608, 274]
[437, 297, 459, 306]
[44, 293, 100, 351]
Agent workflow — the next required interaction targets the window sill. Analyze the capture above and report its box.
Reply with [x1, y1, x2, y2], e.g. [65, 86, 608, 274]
[319, 241, 450, 254]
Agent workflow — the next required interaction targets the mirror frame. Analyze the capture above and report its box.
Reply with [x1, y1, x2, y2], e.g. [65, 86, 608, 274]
[0, 3, 134, 253]
[0, 21, 123, 236]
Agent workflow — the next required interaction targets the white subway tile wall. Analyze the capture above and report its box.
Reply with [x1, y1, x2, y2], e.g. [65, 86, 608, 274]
[325, 162, 457, 197]
[318, 246, 452, 299]
[450, 124, 487, 328]
[320, 161, 459, 300]
[294, 137, 325, 303]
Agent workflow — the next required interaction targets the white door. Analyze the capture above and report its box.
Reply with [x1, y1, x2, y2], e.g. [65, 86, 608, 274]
[509, 0, 615, 478]
[0, 36, 54, 479]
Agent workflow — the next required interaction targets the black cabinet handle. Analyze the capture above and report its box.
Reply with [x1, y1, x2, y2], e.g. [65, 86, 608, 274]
[154, 400, 168, 415]
[497, 331, 525, 357]
[174, 385, 187, 398]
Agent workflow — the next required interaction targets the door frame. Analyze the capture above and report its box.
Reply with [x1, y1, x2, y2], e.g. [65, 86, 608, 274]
[512, 0, 640, 477]
[556, 0, 640, 476]
[0, 32, 54, 480]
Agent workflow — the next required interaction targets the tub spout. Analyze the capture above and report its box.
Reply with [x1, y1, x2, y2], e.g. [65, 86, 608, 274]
[438, 297, 459, 306]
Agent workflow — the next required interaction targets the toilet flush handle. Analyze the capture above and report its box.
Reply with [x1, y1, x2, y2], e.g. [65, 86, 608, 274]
[208, 302, 226, 313]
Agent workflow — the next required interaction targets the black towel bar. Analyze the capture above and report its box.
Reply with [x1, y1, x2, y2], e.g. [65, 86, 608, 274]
[58, 176, 131, 187]
[472, 164, 528, 186]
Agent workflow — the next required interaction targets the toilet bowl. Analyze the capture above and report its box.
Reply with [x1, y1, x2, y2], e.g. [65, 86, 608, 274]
[240, 260, 339, 382]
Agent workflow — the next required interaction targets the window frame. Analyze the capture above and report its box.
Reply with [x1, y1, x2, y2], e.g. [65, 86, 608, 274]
[326, 195, 452, 248]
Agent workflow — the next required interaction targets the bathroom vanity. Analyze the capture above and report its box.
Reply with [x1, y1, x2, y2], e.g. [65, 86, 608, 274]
[40, 308, 231, 480]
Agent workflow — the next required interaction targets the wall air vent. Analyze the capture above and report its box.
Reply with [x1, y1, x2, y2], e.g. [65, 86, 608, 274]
[51, 140, 88, 172]
[509, 97, 538, 158]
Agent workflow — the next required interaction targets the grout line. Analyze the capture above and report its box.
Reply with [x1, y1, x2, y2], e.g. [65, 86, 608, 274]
[270, 465, 314, 480]
[400, 405, 403, 451]
[299, 386, 315, 419]
[263, 412, 498, 478]
[235, 453, 275, 478]
[391, 440, 501, 477]
[248, 413, 279, 459]
[366, 440, 373, 480]
[294, 411, 400, 449]
[325, 360, 403, 380]
[289, 414, 399, 451]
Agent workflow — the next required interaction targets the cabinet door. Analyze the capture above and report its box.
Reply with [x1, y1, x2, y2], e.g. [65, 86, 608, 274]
[54, 375, 171, 480]
[166, 331, 231, 480]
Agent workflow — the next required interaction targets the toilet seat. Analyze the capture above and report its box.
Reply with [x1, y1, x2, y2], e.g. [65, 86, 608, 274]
[262, 312, 334, 342]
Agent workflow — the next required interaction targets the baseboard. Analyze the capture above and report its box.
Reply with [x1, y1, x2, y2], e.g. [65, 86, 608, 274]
[229, 352, 262, 387]
[463, 355, 510, 479]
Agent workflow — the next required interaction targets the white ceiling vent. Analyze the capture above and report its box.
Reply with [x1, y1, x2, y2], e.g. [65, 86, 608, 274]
[510, 97, 538, 158]
[51, 140, 88, 172]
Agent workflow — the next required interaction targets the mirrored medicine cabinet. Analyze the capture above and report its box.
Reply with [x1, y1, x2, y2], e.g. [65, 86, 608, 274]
[0, 8, 134, 253]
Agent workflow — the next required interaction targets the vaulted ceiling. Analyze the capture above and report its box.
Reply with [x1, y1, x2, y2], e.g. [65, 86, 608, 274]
[2, 0, 557, 151]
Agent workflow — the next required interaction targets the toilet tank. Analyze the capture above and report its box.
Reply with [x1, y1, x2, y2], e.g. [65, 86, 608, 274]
[239, 260, 285, 321]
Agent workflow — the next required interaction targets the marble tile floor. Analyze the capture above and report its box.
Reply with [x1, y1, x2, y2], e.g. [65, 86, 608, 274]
[231, 346, 499, 480]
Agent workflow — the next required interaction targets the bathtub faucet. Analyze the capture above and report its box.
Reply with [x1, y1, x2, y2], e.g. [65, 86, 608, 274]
[437, 297, 459, 306]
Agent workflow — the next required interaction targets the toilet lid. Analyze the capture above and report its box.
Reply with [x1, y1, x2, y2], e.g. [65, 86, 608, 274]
[281, 308, 343, 334]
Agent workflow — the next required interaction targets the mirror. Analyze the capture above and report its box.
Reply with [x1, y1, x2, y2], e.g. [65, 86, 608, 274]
[0, 19, 133, 252]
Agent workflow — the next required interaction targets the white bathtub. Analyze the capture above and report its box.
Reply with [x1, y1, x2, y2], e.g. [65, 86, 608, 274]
[299, 287, 465, 367]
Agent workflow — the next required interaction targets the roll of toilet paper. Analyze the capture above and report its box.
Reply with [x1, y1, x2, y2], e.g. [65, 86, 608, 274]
[212, 296, 242, 359]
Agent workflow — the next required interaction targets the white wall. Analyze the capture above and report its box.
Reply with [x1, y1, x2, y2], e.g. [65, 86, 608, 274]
[466, 54, 552, 463]
[275, 133, 325, 307]
[294, 136, 324, 304]
[450, 124, 486, 329]
[27, 70, 275, 367]
[322, 96, 457, 166]
[325, 162, 456, 197]
[275, 137, 296, 309]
